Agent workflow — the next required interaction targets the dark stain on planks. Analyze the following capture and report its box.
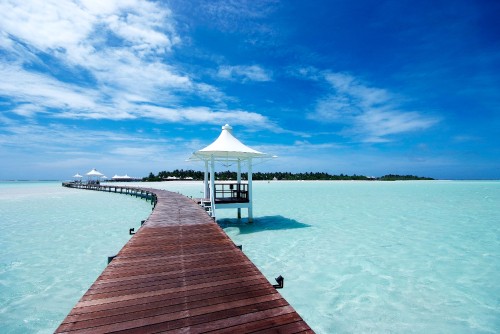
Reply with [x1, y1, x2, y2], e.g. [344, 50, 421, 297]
[56, 187, 313, 333]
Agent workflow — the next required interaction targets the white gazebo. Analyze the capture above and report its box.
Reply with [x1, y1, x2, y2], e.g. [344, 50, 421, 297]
[86, 168, 104, 184]
[73, 173, 83, 183]
[112, 174, 133, 182]
[189, 124, 274, 222]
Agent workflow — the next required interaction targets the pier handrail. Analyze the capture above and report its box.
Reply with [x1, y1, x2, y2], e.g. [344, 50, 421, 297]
[213, 182, 249, 201]
[62, 182, 158, 208]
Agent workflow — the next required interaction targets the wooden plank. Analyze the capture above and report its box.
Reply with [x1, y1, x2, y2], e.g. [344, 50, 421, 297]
[62, 286, 276, 324]
[203, 313, 307, 334]
[65, 278, 273, 318]
[56, 185, 313, 333]
[58, 293, 284, 332]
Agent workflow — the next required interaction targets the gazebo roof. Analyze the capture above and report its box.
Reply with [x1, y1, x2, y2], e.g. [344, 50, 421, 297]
[191, 124, 267, 161]
[86, 168, 104, 176]
[112, 174, 132, 179]
[73, 173, 83, 178]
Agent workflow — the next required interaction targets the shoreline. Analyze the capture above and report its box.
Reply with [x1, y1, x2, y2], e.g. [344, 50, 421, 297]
[2, 179, 500, 183]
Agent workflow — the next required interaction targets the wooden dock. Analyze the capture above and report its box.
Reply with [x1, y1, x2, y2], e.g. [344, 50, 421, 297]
[57, 183, 313, 333]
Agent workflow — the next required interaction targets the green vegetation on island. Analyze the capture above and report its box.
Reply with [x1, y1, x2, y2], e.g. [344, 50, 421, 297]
[378, 174, 434, 181]
[143, 170, 434, 181]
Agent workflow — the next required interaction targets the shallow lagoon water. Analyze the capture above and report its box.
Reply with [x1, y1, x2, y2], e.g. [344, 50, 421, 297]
[1, 180, 499, 333]
[0, 182, 152, 333]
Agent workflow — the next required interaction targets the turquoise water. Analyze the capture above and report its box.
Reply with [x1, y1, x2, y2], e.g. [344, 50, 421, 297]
[0, 182, 152, 333]
[1, 181, 499, 333]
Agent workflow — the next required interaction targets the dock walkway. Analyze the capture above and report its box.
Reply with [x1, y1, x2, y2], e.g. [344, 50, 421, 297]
[57, 183, 313, 333]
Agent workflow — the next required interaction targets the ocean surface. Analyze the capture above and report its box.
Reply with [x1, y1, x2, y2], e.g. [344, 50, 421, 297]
[1, 180, 499, 333]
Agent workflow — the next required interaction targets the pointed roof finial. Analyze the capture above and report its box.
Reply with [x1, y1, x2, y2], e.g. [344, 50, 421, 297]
[222, 124, 233, 133]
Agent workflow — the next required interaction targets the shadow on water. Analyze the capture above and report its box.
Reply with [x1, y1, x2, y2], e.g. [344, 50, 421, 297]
[217, 215, 311, 234]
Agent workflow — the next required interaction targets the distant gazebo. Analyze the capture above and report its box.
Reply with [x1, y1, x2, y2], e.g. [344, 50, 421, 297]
[189, 124, 274, 222]
[112, 174, 132, 182]
[86, 168, 104, 184]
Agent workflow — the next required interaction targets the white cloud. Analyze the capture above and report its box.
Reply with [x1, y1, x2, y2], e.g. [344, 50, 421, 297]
[0, 120, 192, 179]
[0, 1, 93, 51]
[183, 107, 270, 125]
[0, 0, 177, 54]
[11, 104, 46, 117]
[137, 105, 274, 128]
[85, 51, 191, 98]
[0, 64, 99, 112]
[0, 122, 148, 151]
[256, 141, 342, 156]
[309, 72, 439, 142]
[0, 0, 235, 123]
[0, 59, 276, 126]
[217, 65, 272, 82]
[110, 146, 159, 157]
[358, 109, 438, 139]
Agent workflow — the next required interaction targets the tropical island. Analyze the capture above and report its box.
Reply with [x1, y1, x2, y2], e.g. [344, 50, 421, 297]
[143, 170, 434, 182]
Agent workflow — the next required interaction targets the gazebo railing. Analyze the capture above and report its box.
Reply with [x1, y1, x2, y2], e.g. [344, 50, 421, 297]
[213, 183, 249, 203]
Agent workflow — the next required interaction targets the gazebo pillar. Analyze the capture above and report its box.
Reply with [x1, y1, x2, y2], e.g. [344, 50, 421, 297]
[248, 158, 253, 223]
[209, 155, 216, 217]
[204, 160, 209, 199]
[237, 159, 242, 219]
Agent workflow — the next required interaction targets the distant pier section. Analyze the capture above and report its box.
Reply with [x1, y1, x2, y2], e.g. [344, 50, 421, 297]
[62, 182, 158, 207]
[58, 182, 313, 333]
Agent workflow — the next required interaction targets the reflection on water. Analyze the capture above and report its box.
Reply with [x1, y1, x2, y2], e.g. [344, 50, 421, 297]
[217, 215, 311, 234]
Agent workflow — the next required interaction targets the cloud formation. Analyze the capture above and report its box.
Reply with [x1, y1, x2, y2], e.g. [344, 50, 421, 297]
[0, 0, 178, 55]
[309, 72, 439, 142]
[0, 0, 272, 127]
[217, 65, 273, 82]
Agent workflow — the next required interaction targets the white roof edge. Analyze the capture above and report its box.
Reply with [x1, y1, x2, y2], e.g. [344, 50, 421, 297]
[86, 168, 104, 176]
[188, 152, 269, 161]
[194, 124, 267, 158]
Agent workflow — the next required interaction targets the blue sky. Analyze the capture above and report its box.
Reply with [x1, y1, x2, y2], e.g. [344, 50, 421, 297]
[1, 0, 499, 180]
